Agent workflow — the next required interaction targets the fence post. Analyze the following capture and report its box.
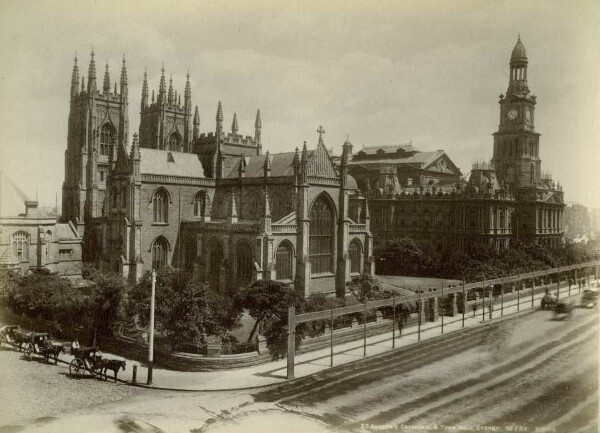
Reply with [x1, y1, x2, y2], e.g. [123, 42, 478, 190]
[287, 305, 295, 380]
[500, 277, 504, 317]
[556, 268, 560, 300]
[363, 301, 367, 357]
[481, 277, 486, 322]
[440, 284, 444, 335]
[132, 365, 137, 384]
[576, 268, 579, 293]
[568, 270, 571, 297]
[392, 295, 396, 349]
[462, 280, 465, 328]
[517, 274, 520, 312]
[417, 287, 421, 342]
[531, 274, 535, 308]
[330, 299, 334, 367]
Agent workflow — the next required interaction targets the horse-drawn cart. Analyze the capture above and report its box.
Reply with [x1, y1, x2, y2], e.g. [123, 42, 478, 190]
[0, 325, 20, 348]
[554, 300, 574, 320]
[19, 332, 66, 363]
[69, 346, 104, 378]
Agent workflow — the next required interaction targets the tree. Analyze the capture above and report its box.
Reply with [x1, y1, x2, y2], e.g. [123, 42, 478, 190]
[128, 269, 224, 350]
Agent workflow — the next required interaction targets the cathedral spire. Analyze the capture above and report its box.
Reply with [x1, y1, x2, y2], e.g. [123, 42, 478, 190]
[216, 101, 224, 134]
[120, 56, 128, 101]
[167, 75, 174, 105]
[87, 49, 96, 93]
[158, 65, 166, 103]
[255, 109, 262, 155]
[193, 105, 200, 140]
[103, 62, 110, 94]
[70, 54, 79, 100]
[184, 71, 191, 109]
[231, 112, 238, 135]
[141, 69, 148, 110]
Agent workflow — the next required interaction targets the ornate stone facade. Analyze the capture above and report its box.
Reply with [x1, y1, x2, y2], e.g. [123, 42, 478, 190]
[347, 37, 564, 250]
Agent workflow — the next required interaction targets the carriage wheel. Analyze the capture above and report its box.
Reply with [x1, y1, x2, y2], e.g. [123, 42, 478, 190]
[69, 359, 86, 378]
[23, 343, 34, 361]
[88, 363, 103, 379]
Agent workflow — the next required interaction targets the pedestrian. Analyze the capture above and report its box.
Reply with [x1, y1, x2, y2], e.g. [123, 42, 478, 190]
[472, 302, 477, 316]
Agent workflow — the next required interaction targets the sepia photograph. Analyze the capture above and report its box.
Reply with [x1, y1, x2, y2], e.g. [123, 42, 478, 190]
[0, 1, 598, 432]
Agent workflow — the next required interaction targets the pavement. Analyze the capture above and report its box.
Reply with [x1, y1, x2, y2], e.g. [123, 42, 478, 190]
[9, 280, 597, 392]
[88, 280, 598, 392]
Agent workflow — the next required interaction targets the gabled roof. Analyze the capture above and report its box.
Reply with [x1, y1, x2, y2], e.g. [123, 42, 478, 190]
[55, 223, 80, 240]
[358, 143, 418, 155]
[140, 149, 206, 178]
[349, 150, 443, 167]
[225, 151, 306, 179]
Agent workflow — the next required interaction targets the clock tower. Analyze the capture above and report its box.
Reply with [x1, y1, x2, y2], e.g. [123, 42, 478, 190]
[492, 36, 540, 188]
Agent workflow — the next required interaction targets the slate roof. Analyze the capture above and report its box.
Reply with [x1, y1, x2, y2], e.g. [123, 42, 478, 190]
[55, 223, 80, 240]
[140, 149, 206, 178]
[349, 150, 444, 167]
[225, 151, 314, 179]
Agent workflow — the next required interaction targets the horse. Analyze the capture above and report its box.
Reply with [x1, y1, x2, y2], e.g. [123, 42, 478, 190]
[99, 359, 126, 382]
[40, 343, 67, 364]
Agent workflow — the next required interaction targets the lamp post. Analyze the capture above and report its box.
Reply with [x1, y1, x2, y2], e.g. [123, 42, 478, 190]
[147, 269, 156, 385]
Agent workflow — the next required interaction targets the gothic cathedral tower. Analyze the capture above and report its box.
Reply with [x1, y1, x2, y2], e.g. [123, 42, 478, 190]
[492, 36, 541, 189]
[62, 51, 129, 260]
[138, 68, 194, 152]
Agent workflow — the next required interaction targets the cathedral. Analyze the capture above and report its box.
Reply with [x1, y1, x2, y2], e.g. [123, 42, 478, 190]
[347, 37, 565, 251]
[61, 52, 373, 296]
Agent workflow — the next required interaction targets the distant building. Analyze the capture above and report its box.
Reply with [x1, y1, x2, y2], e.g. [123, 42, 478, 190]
[0, 170, 82, 280]
[347, 37, 564, 251]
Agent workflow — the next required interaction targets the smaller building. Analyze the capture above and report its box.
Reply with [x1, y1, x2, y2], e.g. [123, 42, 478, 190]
[0, 170, 82, 280]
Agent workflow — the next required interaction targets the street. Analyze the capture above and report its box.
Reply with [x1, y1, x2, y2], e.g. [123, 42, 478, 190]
[0, 303, 597, 433]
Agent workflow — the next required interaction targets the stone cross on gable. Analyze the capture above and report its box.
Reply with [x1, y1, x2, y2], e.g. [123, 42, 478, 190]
[317, 125, 325, 145]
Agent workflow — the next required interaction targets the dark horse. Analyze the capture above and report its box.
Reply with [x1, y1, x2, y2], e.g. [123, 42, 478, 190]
[40, 344, 66, 364]
[99, 359, 126, 382]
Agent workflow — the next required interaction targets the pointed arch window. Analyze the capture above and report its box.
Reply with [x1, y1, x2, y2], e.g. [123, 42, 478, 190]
[193, 191, 206, 217]
[168, 132, 181, 152]
[12, 231, 30, 261]
[235, 241, 253, 286]
[151, 237, 168, 270]
[275, 241, 294, 281]
[152, 189, 168, 223]
[310, 195, 334, 275]
[208, 240, 224, 290]
[349, 239, 362, 274]
[100, 124, 115, 156]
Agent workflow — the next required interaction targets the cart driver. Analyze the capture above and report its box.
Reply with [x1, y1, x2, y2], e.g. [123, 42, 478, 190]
[71, 339, 80, 351]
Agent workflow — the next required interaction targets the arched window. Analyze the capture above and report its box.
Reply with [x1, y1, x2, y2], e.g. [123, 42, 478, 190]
[412, 209, 418, 227]
[309, 194, 334, 275]
[208, 240, 224, 289]
[530, 163, 535, 184]
[120, 185, 127, 209]
[271, 191, 287, 221]
[12, 231, 30, 262]
[499, 210, 506, 229]
[193, 191, 206, 217]
[152, 189, 168, 223]
[245, 191, 259, 219]
[235, 241, 253, 286]
[436, 211, 443, 227]
[349, 239, 362, 274]
[423, 210, 431, 227]
[111, 186, 119, 209]
[469, 211, 477, 229]
[151, 237, 168, 270]
[100, 124, 114, 156]
[168, 132, 181, 152]
[275, 241, 294, 281]
[398, 211, 406, 227]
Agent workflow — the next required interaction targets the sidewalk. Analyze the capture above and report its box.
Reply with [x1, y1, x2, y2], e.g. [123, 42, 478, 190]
[51, 281, 599, 392]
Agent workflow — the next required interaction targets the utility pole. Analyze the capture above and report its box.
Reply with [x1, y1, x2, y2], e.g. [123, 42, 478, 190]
[147, 269, 156, 385]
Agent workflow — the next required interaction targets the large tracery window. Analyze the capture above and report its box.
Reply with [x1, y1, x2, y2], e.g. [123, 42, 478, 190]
[349, 239, 362, 274]
[152, 189, 168, 223]
[151, 237, 168, 270]
[12, 231, 30, 262]
[235, 241, 253, 286]
[309, 195, 334, 275]
[275, 241, 293, 281]
[100, 124, 114, 156]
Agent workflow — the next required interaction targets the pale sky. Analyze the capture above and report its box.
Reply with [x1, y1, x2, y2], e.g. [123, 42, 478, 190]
[0, 0, 598, 208]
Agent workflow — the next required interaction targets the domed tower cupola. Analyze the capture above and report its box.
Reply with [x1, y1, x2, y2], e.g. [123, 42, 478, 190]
[508, 35, 529, 95]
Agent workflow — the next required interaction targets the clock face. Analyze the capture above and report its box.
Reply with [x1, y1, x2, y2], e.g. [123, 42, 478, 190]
[507, 109, 518, 120]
